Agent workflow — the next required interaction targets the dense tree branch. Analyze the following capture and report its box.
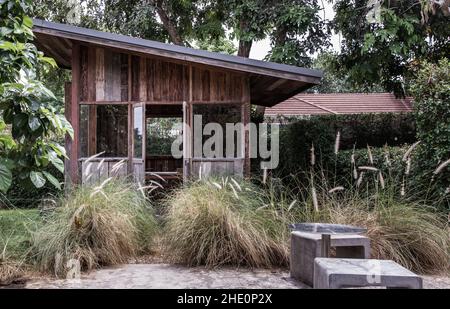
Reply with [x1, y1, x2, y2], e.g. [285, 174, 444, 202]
[150, 0, 184, 46]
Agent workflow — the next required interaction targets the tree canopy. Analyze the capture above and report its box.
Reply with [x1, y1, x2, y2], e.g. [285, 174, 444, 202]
[332, 0, 449, 95]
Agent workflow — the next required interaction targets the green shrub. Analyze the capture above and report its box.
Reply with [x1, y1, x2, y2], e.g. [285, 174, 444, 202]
[275, 113, 416, 175]
[0, 165, 63, 209]
[412, 58, 450, 200]
[163, 179, 289, 268]
[31, 179, 158, 277]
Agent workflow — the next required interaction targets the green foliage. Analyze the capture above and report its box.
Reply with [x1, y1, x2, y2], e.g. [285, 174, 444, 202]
[412, 58, 450, 197]
[1, 170, 62, 209]
[31, 179, 158, 276]
[0, 209, 41, 260]
[333, 0, 450, 95]
[276, 113, 416, 174]
[310, 52, 385, 93]
[195, 37, 237, 55]
[147, 118, 181, 155]
[0, 0, 73, 193]
[264, 0, 330, 67]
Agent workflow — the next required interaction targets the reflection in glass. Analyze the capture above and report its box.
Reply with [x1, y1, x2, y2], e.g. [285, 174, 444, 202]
[133, 106, 143, 158]
[79, 105, 128, 157]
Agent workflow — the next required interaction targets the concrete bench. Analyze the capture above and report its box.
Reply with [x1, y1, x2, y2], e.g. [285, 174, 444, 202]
[314, 258, 423, 289]
[290, 232, 370, 286]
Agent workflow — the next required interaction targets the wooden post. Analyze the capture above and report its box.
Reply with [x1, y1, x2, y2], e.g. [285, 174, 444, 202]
[242, 76, 251, 178]
[87, 46, 97, 156]
[64, 82, 72, 187]
[70, 42, 81, 183]
[127, 54, 133, 175]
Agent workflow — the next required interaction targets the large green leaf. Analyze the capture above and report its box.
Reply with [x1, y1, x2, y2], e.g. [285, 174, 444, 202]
[51, 157, 65, 173]
[0, 164, 13, 193]
[28, 115, 41, 131]
[43, 171, 61, 190]
[30, 171, 46, 188]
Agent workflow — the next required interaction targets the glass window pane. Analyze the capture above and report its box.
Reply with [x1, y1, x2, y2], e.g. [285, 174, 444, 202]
[147, 117, 182, 156]
[133, 106, 143, 158]
[192, 104, 242, 158]
[97, 105, 128, 157]
[79, 105, 89, 157]
[79, 105, 128, 158]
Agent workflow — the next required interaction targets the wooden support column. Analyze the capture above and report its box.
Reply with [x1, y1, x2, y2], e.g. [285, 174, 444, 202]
[242, 76, 251, 178]
[127, 54, 133, 174]
[70, 42, 81, 183]
[87, 46, 97, 156]
[64, 82, 72, 187]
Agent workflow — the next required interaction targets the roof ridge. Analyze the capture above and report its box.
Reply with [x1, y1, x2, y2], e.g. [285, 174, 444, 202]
[293, 97, 338, 115]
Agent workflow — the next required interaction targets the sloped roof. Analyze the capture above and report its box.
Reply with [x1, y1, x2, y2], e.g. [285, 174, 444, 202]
[32, 19, 322, 107]
[265, 93, 413, 117]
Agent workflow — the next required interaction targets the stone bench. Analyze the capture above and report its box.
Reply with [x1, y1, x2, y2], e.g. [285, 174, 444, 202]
[314, 258, 423, 289]
[290, 231, 370, 286]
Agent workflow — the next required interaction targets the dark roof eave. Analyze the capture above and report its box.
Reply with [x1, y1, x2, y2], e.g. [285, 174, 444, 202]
[32, 19, 323, 83]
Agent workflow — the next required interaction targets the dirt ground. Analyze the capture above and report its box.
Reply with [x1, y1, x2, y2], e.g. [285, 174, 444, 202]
[19, 264, 450, 289]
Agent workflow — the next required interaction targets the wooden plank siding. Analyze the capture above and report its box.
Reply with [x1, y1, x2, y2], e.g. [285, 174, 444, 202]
[80, 46, 246, 105]
[72, 44, 251, 183]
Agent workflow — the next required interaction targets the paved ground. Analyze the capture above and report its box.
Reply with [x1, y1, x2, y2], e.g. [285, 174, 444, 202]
[25, 264, 308, 289]
[23, 264, 450, 289]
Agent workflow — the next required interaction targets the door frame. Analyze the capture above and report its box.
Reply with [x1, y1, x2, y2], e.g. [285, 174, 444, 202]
[130, 102, 146, 183]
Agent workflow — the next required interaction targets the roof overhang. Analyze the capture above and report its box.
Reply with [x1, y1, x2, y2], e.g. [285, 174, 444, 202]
[32, 19, 322, 106]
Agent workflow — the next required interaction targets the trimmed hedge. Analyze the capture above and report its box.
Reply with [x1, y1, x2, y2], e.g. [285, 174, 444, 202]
[276, 113, 416, 175]
[412, 59, 450, 199]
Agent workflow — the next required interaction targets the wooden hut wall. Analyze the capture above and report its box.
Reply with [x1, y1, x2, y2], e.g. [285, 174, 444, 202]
[76, 44, 250, 181]
[79, 45, 247, 104]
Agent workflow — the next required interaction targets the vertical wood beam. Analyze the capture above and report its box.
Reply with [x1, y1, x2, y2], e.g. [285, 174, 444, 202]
[127, 54, 133, 174]
[242, 76, 251, 178]
[70, 42, 81, 183]
[64, 82, 72, 187]
[87, 46, 97, 156]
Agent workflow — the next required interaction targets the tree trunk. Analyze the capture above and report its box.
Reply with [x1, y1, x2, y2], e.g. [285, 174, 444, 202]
[237, 19, 252, 57]
[152, 0, 184, 46]
[238, 40, 252, 58]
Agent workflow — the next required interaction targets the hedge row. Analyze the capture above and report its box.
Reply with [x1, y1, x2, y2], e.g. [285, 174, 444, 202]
[276, 113, 416, 175]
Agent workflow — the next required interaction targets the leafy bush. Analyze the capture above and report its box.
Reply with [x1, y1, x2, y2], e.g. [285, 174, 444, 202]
[31, 179, 158, 277]
[163, 178, 289, 268]
[412, 58, 450, 198]
[0, 165, 64, 209]
[276, 113, 416, 175]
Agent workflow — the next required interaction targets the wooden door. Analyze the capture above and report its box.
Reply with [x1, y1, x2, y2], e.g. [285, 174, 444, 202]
[132, 103, 146, 183]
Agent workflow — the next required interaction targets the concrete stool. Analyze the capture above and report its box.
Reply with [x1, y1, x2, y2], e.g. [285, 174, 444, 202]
[314, 258, 423, 289]
[290, 231, 370, 286]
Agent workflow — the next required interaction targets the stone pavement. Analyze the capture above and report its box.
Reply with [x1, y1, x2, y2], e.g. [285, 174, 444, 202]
[25, 264, 308, 289]
[23, 264, 450, 289]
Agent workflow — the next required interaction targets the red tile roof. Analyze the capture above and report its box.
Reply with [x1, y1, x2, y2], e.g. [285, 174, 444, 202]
[264, 93, 413, 117]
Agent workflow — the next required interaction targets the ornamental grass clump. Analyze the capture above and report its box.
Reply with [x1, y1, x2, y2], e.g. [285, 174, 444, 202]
[315, 190, 450, 274]
[163, 178, 289, 268]
[31, 178, 158, 277]
[0, 239, 25, 285]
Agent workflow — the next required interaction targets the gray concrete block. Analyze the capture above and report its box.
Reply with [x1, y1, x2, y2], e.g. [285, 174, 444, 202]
[313, 258, 423, 289]
[290, 232, 371, 286]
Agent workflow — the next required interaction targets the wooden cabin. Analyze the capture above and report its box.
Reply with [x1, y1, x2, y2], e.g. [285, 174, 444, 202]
[32, 19, 322, 185]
